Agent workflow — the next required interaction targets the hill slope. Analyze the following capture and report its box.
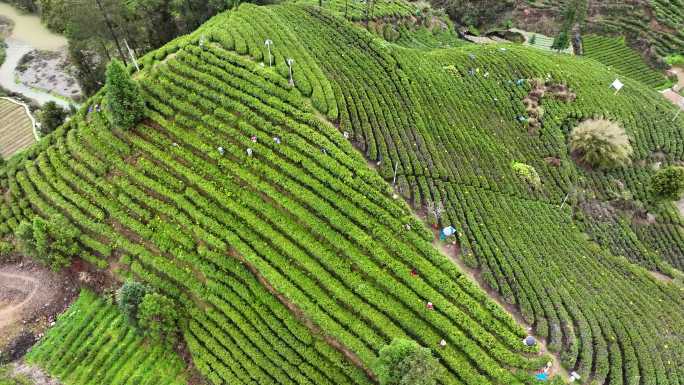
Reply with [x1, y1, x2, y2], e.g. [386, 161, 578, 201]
[1, 2, 684, 385]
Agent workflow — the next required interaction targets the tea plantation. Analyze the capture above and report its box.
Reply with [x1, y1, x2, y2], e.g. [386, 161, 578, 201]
[25, 290, 188, 385]
[1, 2, 683, 385]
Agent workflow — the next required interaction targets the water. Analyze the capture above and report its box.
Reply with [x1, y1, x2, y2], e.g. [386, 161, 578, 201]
[0, 3, 66, 50]
[0, 3, 73, 107]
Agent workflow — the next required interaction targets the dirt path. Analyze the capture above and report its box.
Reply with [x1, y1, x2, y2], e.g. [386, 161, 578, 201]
[0, 262, 79, 361]
[0, 271, 39, 329]
[663, 66, 684, 110]
[435, 239, 568, 381]
[9, 361, 61, 385]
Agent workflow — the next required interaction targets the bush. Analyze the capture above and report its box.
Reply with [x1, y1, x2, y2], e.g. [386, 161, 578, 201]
[650, 166, 684, 201]
[551, 31, 569, 51]
[38, 101, 67, 137]
[138, 292, 178, 343]
[117, 280, 149, 324]
[569, 119, 632, 169]
[0, 240, 15, 263]
[105, 59, 145, 130]
[373, 338, 442, 385]
[15, 214, 79, 271]
[511, 161, 541, 189]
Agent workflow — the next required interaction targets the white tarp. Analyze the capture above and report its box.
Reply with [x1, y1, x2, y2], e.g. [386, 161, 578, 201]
[611, 79, 624, 91]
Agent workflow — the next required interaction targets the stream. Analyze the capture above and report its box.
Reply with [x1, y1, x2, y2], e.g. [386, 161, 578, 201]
[0, 3, 74, 108]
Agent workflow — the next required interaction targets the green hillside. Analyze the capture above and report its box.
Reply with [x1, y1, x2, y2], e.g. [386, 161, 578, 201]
[1, 2, 684, 385]
[583, 35, 670, 89]
[25, 290, 188, 385]
[519, 0, 684, 57]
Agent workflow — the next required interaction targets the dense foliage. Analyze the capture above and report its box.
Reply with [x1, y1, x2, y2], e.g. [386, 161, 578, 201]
[138, 292, 179, 343]
[38, 101, 67, 137]
[116, 280, 148, 323]
[26, 290, 188, 385]
[651, 166, 684, 201]
[15, 214, 79, 271]
[104, 59, 145, 129]
[373, 339, 441, 385]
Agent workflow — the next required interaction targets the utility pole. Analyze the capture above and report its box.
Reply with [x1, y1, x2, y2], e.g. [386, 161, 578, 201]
[95, 0, 127, 64]
[265, 39, 273, 67]
[286, 58, 295, 86]
[392, 161, 399, 186]
[123, 39, 139, 72]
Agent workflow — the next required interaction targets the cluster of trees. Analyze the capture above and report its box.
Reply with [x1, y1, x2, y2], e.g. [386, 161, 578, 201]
[5, 0, 242, 95]
[373, 339, 441, 385]
[117, 280, 179, 344]
[15, 214, 79, 271]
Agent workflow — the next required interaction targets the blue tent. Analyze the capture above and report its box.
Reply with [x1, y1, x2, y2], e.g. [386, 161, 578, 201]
[535, 372, 548, 381]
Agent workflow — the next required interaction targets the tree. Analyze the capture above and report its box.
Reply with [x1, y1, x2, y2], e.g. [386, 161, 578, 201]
[551, 30, 570, 52]
[15, 214, 79, 271]
[651, 166, 684, 201]
[373, 339, 442, 385]
[511, 161, 541, 189]
[105, 59, 145, 129]
[38, 101, 67, 137]
[138, 292, 179, 343]
[570, 119, 632, 169]
[117, 280, 148, 323]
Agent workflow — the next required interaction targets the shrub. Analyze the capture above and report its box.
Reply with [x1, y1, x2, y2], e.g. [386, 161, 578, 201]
[138, 292, 179, 343]
[15, 214, 79, 271]
[650, 166, 684, 201]
[38, 101, 66, 137]
[105, 59, 145, 130]
[117, 280, 149, 324]
[569, 119, 632, 169]
[373, 338, 442, 385]
[511, 161, 541, 189]
[551, 31, 569, 51]
[0, 240, 15, 264]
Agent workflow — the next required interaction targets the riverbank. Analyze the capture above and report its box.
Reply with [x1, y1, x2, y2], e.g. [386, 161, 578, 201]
[0, 3, 79, 108]
[16, 49, 82, 101]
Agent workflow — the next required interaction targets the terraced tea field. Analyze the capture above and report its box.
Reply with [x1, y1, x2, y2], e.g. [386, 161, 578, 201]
[0, 98, 35, 159]
[583, 35, 669, 89]
[1, 2, 683, 385]
[26, 290, 189, 385]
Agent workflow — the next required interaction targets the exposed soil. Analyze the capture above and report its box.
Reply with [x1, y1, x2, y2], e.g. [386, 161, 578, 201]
[8, 361, 61, 385]
[0, 260, 79, 363]
[663, 67, 684, 110]
[15, 48, 82, 101]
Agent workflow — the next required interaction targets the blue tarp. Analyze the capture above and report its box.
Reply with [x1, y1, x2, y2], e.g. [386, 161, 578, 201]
[535, 373, 548, 381]
[440, 226, 456, 240]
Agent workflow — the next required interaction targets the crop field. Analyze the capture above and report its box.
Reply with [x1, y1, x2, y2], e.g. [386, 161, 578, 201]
[0, 2, 683, 385]
[0, 98, 35, 159]
[583, 35, 669, 89]
[25, 290, 188, 385]
[521, 0, 684, 56]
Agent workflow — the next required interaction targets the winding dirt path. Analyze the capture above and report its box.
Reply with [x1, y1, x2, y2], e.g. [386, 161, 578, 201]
[0, 271, 38, 329]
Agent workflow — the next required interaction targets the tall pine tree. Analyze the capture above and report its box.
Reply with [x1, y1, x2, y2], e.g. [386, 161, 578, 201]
[105, 59, 145, 129]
